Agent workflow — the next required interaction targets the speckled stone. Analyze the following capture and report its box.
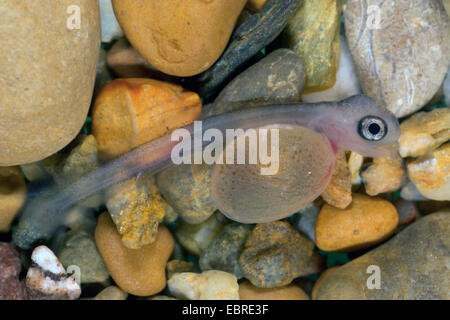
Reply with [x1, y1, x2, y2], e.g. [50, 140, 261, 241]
[239, 221, 315, 288]
[157, 164, 216, 225]
[399, 108, 450, 158]
[283, 0, 342, 93]
[55, 228, 109, 284]
[321, 150, 352, 209]
[202, 48, 306, 118]
[0, 243, 27, 300]
[0, 166, 27, 232]
[196, 0, 303, 95]
[315, 212, 450, 299]
[199, 222, 253, 279]
[344, 0, 450, 117]
[175, 212, 228, 257]
[0, 1, 100, 165]
[106, 172, 167, 249]
[407, 143, 450, 200]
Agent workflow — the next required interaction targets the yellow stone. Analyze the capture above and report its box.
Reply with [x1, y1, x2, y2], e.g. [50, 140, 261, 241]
[407, 143, 450, 201]
[315, 194, 398, 252]
[399, 108, 450, 158]
[283, 0, 342, 92]
[362, 156, 404, 196]
[321, 150, 352, 209]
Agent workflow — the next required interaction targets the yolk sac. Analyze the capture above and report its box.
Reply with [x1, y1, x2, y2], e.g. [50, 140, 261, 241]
[211, 124, 335, 223]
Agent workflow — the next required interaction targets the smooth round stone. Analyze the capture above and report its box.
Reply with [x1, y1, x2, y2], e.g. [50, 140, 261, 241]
[0, 1, 100, 166]
[344, 0, 450, 118]
[95, 212, 174, 296]
[239, 281, 309, 300]
[315, 194, 399, 252]
[315, 212, 450, 300]
[112, 0, 247, 76]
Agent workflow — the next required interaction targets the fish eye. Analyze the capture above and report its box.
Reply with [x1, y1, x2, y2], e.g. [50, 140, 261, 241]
[358, 116, 387, 141]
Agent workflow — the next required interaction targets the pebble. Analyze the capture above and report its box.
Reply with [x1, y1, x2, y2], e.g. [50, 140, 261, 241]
[105, 172, 166, 249]
[239, 280, 309, 300]
[156, 164, 216, 225]
[348, 152, 364, 186]
[54, 228, 109, 284]
[95, 212, 174, 296]
[344, 0, 450, 118]
[315, 212, 450, 299]
[283, 0, 342, 92]
[92, 78, 202, 160]
[166, 260, 196, 280]
[400, 179, 429, 201]
[311, 266, 339, 300]
[361, 156, 404, 196]
[168, 270, 239, 300]
[94, 286, 128, 300]
[246, 0, 267, 12]
[44, 134, 103, 208]
[239, 221, 315, 288]
[202, 48, 306, 118]
[175, 212, 228, 257]
[302, 35, 362, 103]
[394, 199, 418, 227]
[0, 166, 27, 232]
[0, 1, 100, 165]
[26, 246, 81, 300]
[0, 243, 27, 300]
[196, 0, 303, 95]
[407, 143, 450, 200]
[321, 150, 352, 209]
[99, 0, 123, 43]
[315, 194, 399, 252]
[113, 0, 247, 76]
[294, 202, 321, 242]
[199, 222, 253, 279]
[398, 108, 450, 158]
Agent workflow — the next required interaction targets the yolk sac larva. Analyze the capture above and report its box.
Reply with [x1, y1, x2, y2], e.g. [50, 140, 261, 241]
[211, 124, 336, 223]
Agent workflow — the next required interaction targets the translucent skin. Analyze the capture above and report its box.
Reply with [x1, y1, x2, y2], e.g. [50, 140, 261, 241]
[13, 95, 400, 248]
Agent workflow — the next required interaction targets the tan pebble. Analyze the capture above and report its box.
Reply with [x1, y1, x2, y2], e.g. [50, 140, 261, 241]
[95, 212, 174, 296]
[315, 194, 399, 252]
[92, 78, 202, 160]
[348, 152, 364, 185]
[94, 286, 128, 300]
[0, 167, 27, 232]
[407, 143, 450, 200]
[399, 108, 450, 158]
[239, 281, 309, 300]
[112, 0, 247, 76]
[311, 266, 339, 300]
[321, 150, 352, 209]
[362, 156, 404, 196]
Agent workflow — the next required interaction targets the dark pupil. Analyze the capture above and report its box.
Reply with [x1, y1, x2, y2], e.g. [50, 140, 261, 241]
[368, 123, 380, 135]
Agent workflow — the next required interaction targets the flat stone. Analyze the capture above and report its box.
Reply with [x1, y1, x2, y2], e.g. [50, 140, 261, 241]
[282, 0, 342, 92]
[239, 221, 314, 288]
[315, 212, 450, 299]
[196, 0, 303, 95]
[0, 1, 100, 165]
[344, 0, 450, 117]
